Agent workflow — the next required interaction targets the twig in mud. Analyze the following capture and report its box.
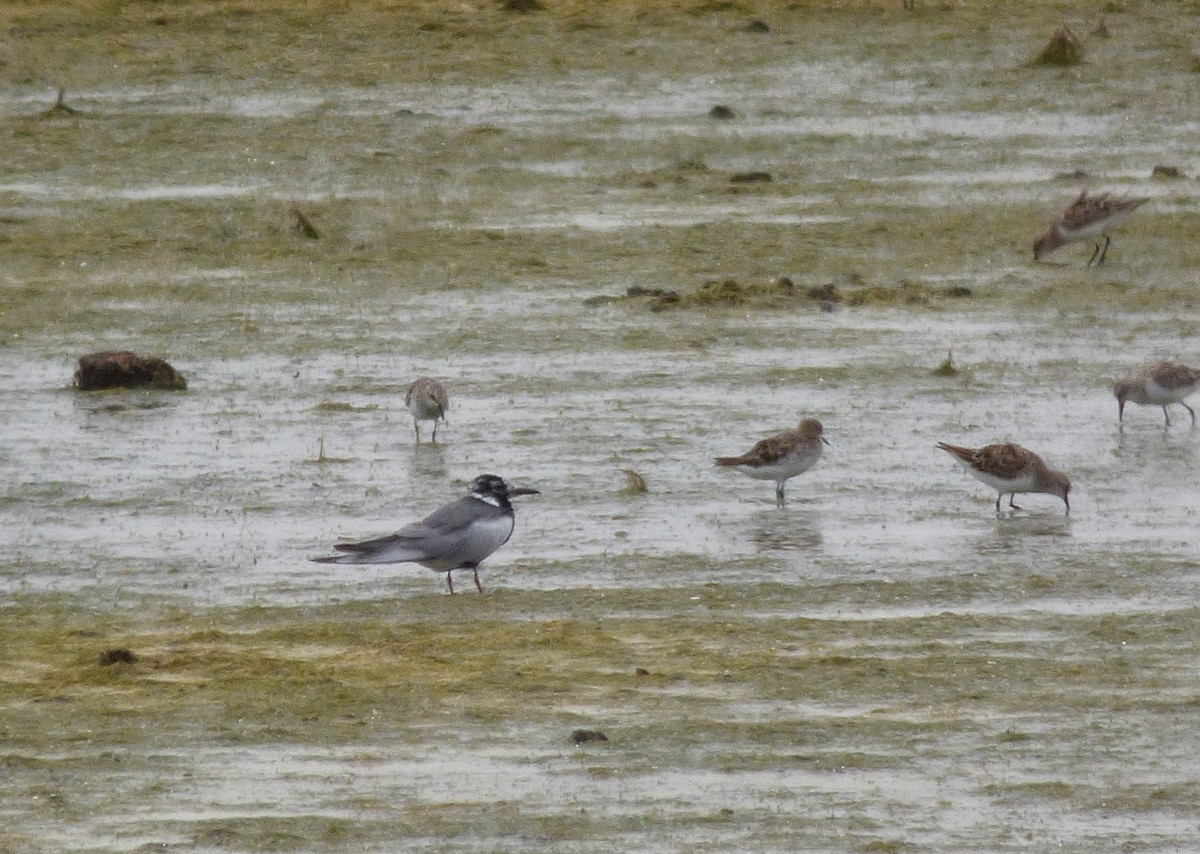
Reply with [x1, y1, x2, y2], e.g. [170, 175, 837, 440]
[43, 86, 82, 116]
[290, 205, 321, 239]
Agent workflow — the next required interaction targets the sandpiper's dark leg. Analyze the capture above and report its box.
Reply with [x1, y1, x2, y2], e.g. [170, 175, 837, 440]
[775, 481, 786, 507]
[994, 494, 1001, 513]
[1162, 406, 1172, 426]
[431, 420, 439, 443]
[1094, 235, 1112, 266]
[1183, 402, 1196, 426]
[414, 421, 422, 443]
[1008, 495, 1022, 511]
[473, 568, 484, 593]
[1087, 242, 1101, 267]
[446, 573, 454, 594]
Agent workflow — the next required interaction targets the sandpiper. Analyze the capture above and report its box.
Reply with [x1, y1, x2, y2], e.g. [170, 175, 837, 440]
[311, 474, 539, 594]
[716, 417, 828, 506]
[1114, 361, 1200, 426]
[937, 442, 1071, 514]
[1033, 189, 1148, 266]
[405, 377, 449, 442]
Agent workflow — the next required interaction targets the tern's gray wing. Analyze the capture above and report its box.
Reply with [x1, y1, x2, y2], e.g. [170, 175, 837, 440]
[416, 495, 492, 535]
[313, 496, 514, 570]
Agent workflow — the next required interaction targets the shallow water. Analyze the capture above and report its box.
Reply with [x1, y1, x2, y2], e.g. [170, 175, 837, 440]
[3, 2, 1200, 852]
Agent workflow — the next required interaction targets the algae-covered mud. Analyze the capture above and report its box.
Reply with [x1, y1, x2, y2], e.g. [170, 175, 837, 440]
[3, 1, 1200, 851]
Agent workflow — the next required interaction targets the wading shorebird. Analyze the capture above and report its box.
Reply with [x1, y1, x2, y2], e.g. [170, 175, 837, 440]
[937, 442, 1071, 514]
[1114, 360, 1200, 426]
[405, 377, 449, 442]
[716, 417, 828, 507]
[1033, 189, 1148, 267]
[311, 474, 539, 594]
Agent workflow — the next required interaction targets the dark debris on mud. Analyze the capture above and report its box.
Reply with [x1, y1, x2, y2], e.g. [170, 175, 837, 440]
[1031, 24, 1083, 67]
[98, 647, 138, 666]
[571, 729, 610, 745]
[585, 276, 972, 312]
[73, 351, 187, 391]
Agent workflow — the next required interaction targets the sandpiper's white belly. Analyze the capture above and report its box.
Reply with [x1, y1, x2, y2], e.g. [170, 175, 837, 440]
[734, 450, 821, 482]
[1061, 209, 1132, 240]
[957, 462, 1036, 495]
[1144, 377, 1196, 406]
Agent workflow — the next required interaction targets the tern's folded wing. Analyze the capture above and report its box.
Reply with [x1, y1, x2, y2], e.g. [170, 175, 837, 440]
[325, 523, 437, 564]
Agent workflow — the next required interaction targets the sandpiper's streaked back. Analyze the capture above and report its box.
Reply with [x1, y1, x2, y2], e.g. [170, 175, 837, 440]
[1033, 189, 1147, 266]
[1114, 360, 1200, 426]
[311, 474, 538, 594]
[716, 417, 828, 506]
[937, 441, 1071, 514]
[405, 377, 449, 443]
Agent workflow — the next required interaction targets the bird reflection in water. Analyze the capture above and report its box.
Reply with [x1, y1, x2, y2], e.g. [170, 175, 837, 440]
[750, 509, 823, 552]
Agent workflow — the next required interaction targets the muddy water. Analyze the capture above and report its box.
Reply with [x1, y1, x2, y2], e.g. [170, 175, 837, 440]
[3, 2, 1200, 851]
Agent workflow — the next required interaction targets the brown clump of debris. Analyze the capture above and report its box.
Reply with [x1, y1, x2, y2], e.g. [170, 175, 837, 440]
[571, 729, 609, 745]
[730, 171, 772, 184]
[73, 351, 187, 391]
[98, 647, 138, 666]
[1032, 25, 1084, 67]
[500, 0, 544, 12]
[585, 276, 971, 312]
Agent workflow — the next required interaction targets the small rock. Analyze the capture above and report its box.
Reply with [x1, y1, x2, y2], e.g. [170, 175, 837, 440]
[1152, 165, 1184, 179]
[745, 20, 770, 33]
[635, 667, 651, 677]
[708, 105, 736, 120]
